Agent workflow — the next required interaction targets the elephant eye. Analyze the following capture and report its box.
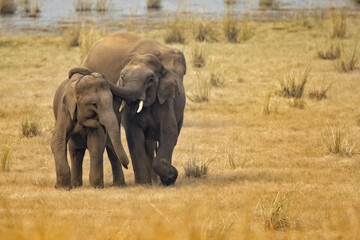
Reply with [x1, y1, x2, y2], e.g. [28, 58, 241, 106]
[91, 102, 97, 108]
[148, 75, 154, 83]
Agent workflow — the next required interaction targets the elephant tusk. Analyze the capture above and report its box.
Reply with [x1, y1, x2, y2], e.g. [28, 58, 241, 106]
[119, 101, 126, 112]
[137, 100, 144, 113]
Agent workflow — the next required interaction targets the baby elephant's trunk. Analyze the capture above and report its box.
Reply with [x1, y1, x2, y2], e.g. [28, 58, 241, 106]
[99, 110, 129, 169]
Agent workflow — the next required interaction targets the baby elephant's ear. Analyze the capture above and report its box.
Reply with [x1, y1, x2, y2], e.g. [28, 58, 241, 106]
[157, 67, 180, 105]
[68, 67, 93, 79]
[63, 83, 77, 120]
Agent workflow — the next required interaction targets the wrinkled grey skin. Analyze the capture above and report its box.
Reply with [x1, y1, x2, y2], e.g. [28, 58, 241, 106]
[51, 67, 142, 190]
[83, 33, 186, 186]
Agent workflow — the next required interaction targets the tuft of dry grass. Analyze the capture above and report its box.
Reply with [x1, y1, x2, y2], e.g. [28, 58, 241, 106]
[278, 66, 310, 99]
[79, 25, 107, 62]
[75, 0, 92, 12]
[1, 144, 11, 172]
[64, 26, 81, 48]
[191, 43, 206, 68]
[188, 71, 212, 102]
[95, 0, 111, 11]
[208, 62, 225, 87]
[335, 38, 358, 72]
[183, 156, 209, 178]
[21, 117, 41, 138]
[20, 0, 40, 17]
[263, 92, 279, 115]
[322, 123, 356, 156]
[147, 0, 161, 9]
[0, 0, 16, 14]
[316, 37, 341, 60]
[224, 0, 237, 4]
[193, 21, 218, 42]
[223, 10, 240, 43]
[330, 7, 347, 39]
[259, 190, 299, 231]
[308, 82, 331, 101]
[259, 0, 280, 10]
[164, 21, 185, 44]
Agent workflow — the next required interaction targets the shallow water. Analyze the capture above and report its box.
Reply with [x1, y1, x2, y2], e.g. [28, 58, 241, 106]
[0, 0, 359, 34]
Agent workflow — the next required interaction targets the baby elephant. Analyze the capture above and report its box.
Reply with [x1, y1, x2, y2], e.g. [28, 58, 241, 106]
[51, 67, 134, 189]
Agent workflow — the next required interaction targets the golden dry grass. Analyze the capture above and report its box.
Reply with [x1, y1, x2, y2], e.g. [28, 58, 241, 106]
[1, 12, 360, 239]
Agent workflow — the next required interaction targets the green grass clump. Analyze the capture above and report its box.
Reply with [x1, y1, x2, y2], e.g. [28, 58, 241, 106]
[0, 0, 17, 14]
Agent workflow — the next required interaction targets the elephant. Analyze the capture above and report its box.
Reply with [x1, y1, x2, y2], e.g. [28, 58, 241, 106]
[51, 67, 143, 189]
[82, 33, 186, 186]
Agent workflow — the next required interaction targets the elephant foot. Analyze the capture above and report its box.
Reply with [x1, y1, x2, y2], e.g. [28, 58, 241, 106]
[90, 178, 104, 189]
[112, 181, 126, 187]
[71, 181, 82, 188]
[55, 176, 72, 190]
[160, 166, 178, 186]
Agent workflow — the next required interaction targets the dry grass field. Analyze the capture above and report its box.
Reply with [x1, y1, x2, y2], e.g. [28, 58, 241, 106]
[1, 9, 360, 239]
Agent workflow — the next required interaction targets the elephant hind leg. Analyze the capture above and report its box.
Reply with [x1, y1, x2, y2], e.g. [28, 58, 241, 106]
[106, 140, 126, 187]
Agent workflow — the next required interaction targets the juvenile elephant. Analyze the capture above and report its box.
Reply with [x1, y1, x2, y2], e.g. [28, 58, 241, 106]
[51, 67, 142, 189]
[83, 33, 186, 186]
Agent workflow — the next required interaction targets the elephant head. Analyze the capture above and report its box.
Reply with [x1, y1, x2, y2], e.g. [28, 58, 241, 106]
[64, 68, 131, 168]
[116, 53, 181, 113]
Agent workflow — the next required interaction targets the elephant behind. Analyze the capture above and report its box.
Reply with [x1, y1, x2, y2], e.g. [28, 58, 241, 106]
[51, 67, 142, 189]
[82, 33, 186, 186]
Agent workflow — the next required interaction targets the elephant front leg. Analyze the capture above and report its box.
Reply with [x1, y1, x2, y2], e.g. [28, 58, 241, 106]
[153, 120, 179, 186]
[51, 116, 72, 190]
[87, 128, 107, 188]
[124, 124, 152, 184]
[69, 138, 86, 188]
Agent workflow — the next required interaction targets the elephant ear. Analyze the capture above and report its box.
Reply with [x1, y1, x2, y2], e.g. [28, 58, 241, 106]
[157, 67, 180, 105]
[68, 67, 93, 79]
[63, 83, 77, 120]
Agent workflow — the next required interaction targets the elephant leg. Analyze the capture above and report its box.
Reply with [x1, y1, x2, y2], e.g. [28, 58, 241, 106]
[153, 116, 179, 186]
[106, 139, 126, 187]
[123, 118, 151, 184]
[145, 140, 158, 183]
[51, 115, 72, 190]
[68, 137, 86, 188]
[87, 128, 106, 188]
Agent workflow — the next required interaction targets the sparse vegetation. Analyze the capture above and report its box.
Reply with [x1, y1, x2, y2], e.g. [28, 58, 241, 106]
[75, 0, 92, 12]
[20, 0, 41, 17]
[164, 21, 185, 44]
[147, 0, 161, 9]
[95, 0, 111, 11]
[308, 83, 331, 101]
[188, 71, 211, 102]
[191, 44, 206, 68]
[335, 38, 358, 72]
[259, 0, 280, 10]
[263, 92, 279, 115]
[183, 156, 209, 178]
[208, 63, 225, 87]
[64, 26, 81, 48]
[79, 25, 106, 62]
[0, 0, 17, 14]
[330, 7, 347, 39]
[278, 66, 310, 99]
[322, 123, 356, 156]
[1, 144, 11, 172]
[316, 37, 341, 60]
[193, 21, 218, 42]
[259, 190, 299, 231]
[223, 10, 240, 43]
[21, 117, 40, 137]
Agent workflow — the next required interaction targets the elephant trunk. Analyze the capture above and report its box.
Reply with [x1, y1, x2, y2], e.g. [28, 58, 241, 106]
[98, 110, 129, 169]
[108, 81, 142, 103]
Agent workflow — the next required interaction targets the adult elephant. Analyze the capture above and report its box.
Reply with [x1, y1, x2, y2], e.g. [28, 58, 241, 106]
[51, 67, 142, 189]
[83, 33, 186, 186]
